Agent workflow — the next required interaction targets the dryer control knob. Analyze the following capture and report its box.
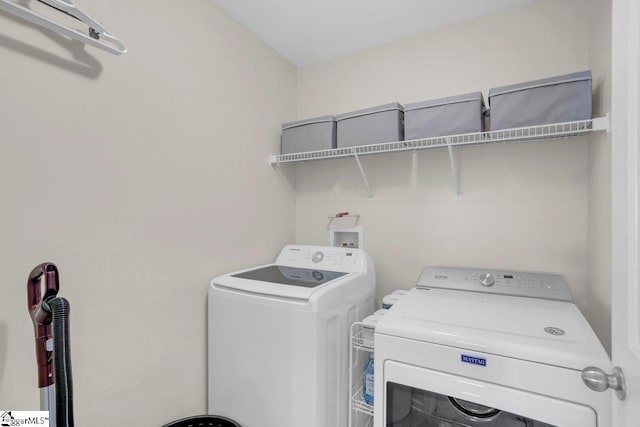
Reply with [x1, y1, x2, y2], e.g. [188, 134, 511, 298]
[312, 251, 324, 263]
[479, 272, 495, 287]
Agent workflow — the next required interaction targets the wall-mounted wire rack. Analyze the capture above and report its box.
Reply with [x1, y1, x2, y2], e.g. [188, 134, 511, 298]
[271, 116, 609, 198]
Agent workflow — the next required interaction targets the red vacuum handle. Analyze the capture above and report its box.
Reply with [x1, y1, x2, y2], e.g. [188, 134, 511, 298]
[27, 263, 59, 388]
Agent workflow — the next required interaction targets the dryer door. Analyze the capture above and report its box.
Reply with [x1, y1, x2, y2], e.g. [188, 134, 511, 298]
[382, 361, 597, 427]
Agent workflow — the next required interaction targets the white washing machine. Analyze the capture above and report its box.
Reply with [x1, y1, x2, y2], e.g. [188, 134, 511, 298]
[374, 266, 611, 427]
[208, 244, 375, 427]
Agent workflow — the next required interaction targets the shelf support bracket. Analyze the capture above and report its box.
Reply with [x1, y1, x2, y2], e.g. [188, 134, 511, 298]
[447, 137, 461, 199]
[352, 149, 373, 199]
[592, 114, 610, 133]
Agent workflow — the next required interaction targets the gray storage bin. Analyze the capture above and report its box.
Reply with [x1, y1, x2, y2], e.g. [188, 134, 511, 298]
[404, 92, 485, 140]
[336, 102, 404, 148]
[281, 115, 336, 154]
[488, 70, 592, 130]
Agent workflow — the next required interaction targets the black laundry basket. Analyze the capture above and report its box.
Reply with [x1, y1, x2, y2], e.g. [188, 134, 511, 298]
[162, 415, 241, 427]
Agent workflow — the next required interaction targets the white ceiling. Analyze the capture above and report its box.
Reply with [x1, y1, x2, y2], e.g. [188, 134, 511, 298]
[209, 0, 534, 66]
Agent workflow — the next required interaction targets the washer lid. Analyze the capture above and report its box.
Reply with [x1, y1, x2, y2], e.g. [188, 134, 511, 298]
[231, 265, 347, 288]
[376, 288, 610, 370]
[211, 263, 352, 301]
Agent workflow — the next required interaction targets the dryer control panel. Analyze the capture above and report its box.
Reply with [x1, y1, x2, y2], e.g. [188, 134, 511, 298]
[416, 266, 573, 301]
[275, 245, 366, 272]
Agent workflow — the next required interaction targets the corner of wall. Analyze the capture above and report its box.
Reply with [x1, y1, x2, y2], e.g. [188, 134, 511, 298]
[586, 0, 613, 354]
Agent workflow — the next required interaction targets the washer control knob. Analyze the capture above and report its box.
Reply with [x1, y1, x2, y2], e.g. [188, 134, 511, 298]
[312, 251, 324, 263]
[479, 272, 495, 287]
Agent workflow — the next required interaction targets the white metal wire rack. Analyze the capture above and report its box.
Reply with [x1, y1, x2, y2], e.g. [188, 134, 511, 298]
[351, 386, 375, 416]
[349, 321, 375, 427]
[271, 117, 607, 164]
[352, 326, 374, 352]
[271, 116, 609, 198]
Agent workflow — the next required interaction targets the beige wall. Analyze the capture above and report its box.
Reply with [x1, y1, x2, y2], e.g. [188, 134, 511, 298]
[587, 0, 613, 353]
[295, 0, 610, 349]
[0, 1, 296, 425]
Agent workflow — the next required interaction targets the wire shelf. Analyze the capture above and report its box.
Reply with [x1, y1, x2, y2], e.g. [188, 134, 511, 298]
[351, 386, 374, 416]
[352, 327, 374, 352]
[270, 117, 608, 165]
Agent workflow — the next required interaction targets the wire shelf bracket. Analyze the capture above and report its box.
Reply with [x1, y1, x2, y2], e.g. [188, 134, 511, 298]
[352, 149, 374, 199]
[270, 116, 610, 198]
[446, 137, 461, 199]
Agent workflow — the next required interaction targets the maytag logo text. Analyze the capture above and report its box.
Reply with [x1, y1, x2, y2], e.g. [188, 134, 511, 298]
[460, 354, 487, 367]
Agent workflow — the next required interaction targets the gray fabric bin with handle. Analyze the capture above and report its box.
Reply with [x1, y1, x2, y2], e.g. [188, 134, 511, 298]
[281, 115, 336, 154]
[488, 70, 592, 130]
[336, 102, 404, 148]
[404, 91, 485, 140]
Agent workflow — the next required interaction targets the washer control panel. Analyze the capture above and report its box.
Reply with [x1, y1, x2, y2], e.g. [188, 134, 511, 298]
[276, 245, 365, 271]
[416, 266, 573, 301]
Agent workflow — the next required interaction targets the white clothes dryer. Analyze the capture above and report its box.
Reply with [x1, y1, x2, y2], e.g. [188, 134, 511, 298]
[208, 245, 375, 427]
[373, 266, 611, 427]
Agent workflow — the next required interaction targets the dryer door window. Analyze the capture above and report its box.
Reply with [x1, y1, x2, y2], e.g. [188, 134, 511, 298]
[387, 382, 554, 426]
[383, 361, 597, 427]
